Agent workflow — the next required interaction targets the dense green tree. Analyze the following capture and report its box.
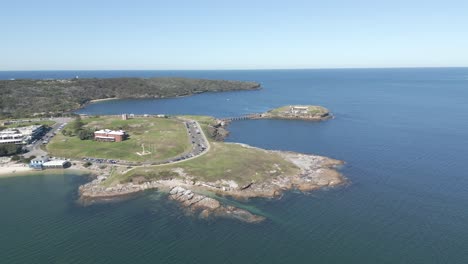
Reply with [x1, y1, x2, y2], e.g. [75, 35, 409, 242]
[78, 129, 94, 140]
[0, 144, 22, 156]
[72, 116, 84, 133]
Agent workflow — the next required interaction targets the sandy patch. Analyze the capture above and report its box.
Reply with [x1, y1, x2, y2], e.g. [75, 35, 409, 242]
[0, 163, 33, 177]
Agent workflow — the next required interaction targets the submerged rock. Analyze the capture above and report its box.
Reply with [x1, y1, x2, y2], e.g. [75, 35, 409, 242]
[168, 186, 265, 223]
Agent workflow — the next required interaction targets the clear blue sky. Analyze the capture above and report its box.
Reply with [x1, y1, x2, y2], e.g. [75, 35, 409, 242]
[2, 0, 468, 70]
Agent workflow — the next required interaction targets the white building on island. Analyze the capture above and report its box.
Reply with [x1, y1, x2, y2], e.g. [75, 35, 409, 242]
[289, 106, 309, 115]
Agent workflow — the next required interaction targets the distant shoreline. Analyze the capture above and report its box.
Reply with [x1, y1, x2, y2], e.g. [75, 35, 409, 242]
[1, 77, 261, 118]
[88, 98, 119, 103]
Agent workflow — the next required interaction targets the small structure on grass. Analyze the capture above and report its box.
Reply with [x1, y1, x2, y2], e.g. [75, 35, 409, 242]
[136, 143, 152, 156]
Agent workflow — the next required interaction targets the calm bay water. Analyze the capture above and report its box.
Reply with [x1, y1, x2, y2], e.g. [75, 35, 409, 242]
[1, 68, 468, 263]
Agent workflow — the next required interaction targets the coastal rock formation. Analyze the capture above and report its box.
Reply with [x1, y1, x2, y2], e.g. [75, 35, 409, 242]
[168, 186, 265, 223]
[201, 149, 345, 199]
[79, 177, 265, 223]
[206, 119, 230, 141]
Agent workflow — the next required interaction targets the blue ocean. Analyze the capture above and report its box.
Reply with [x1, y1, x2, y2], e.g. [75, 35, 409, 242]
[1, 68, 467, 263]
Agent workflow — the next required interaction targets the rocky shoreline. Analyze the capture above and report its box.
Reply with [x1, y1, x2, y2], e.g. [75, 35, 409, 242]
[259, 113, 332, 121]
[78, 147, 345, 223]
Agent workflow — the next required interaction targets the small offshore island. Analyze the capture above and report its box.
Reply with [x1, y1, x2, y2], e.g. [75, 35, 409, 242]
[1, 77, 344, 223]
[261, 105, 331, 121]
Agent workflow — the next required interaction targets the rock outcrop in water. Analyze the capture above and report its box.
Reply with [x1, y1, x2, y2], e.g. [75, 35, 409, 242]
[206, 119, 230, 141]
[169, 186, 265, 223]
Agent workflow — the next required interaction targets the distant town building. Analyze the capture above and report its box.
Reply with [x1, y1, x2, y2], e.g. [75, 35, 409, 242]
[94, 129, 127, 142]
[0, 125, 44, 145]
[121, 114, 128, 120]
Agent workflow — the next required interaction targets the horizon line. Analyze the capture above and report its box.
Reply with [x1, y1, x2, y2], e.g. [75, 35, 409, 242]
[1, 66, 468, 72]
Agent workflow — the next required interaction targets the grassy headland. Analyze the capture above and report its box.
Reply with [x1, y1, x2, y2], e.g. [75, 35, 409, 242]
[0, 77, 260, 118]
[47, 116, 191, 162]
[104, 142, 300, 186]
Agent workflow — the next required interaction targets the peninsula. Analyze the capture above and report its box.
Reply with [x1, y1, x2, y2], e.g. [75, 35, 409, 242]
[1, 96, 344, 223]
[39, 112, 343, 223]
[0, 77, 261, 118]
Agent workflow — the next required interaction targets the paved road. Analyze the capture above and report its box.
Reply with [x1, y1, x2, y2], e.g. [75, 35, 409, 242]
[23, 117, 73, 158]
[141, 119, 210, 165]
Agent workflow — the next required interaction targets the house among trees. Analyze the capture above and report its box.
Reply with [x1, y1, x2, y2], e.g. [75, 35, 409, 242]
[94, 129, 127, 142]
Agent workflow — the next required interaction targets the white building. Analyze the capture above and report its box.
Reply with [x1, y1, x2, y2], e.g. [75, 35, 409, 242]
[289, 106, 309, 115]
[0, 130, 24, 144]
[0, 125, 44, 145]
[94, 129, 127, 142]
[30, 156, 70, 169]
[43, 160, 70, 168]
[30, 156, 50, 169]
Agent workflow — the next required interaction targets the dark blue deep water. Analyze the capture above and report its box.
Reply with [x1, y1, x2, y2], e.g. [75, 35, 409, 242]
[1, 68, 468, 263]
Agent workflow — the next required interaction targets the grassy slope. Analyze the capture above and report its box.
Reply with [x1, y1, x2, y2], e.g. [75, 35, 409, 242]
[47, 117, 190, 162]
[106, 142, 300, 186]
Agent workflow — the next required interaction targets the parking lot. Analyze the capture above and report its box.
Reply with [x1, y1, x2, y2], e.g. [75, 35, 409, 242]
[23, 117, 72, 158]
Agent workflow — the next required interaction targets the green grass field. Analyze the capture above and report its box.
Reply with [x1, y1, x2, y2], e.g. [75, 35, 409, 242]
[47, 116, 191, 162]
[105, 142, 300, 186]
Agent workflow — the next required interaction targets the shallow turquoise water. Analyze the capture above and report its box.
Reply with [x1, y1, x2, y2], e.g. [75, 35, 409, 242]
[1, 68, 468, 263]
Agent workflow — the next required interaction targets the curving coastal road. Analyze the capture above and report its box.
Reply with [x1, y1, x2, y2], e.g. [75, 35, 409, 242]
[160, 119, 211, 165]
